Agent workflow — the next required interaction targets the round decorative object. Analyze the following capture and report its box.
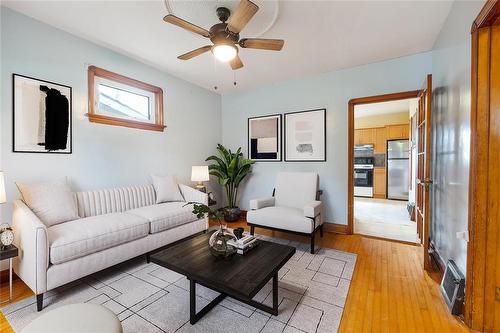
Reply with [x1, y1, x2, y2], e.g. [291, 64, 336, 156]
[209, 225, 237, 259]
[223, 207, 241, 222]
[0, 223, 14, 248]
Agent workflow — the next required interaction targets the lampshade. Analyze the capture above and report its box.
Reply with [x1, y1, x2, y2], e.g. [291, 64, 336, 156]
[0, 171, 6, 204]
[191, 166, 209, 182]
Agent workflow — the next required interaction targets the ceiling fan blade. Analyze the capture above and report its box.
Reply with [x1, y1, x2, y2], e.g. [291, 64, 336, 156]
[178, 45, 212, 60]
[239, 38, 284, 51]
[230, 55, 244, 70]
[227, 0, 259, 34]
[163, 14, 210, 38]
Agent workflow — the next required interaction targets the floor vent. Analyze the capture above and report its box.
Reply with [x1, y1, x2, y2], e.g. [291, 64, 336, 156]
[440, 260, 465, 315]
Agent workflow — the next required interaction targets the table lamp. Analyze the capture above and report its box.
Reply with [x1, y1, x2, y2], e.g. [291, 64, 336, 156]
[191, 166, 209, 192]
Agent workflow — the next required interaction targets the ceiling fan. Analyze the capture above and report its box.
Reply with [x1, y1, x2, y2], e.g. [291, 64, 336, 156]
[163, 0, 284, 70]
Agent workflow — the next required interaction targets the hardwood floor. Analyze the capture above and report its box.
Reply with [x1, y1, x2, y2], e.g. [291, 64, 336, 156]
[0, 221, 470, 333]
[0, 277, 33, 333]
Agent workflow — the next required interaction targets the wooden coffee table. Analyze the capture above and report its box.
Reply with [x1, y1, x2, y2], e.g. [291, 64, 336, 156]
[150, 232, 296, 324]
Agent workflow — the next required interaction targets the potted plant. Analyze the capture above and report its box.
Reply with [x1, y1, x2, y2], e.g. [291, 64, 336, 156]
[188, 202, 236, 258]
[206, 144, 254, 222]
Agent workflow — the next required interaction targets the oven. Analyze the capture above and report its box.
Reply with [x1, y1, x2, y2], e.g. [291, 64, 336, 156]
[354, 157, 374, 197]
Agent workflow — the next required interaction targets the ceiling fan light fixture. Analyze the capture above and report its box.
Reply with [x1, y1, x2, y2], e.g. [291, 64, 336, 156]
[211, 44, 238, 62]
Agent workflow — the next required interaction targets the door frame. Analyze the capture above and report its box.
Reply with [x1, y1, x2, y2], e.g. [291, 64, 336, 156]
[347, 90, 420, 234]
[465, 0, 500, 330]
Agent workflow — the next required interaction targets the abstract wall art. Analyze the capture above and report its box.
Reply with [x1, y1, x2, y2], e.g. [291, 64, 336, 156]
[13, 74, 72, 153]
[284, 109, 326, 162]
[248, 114, 282, 161]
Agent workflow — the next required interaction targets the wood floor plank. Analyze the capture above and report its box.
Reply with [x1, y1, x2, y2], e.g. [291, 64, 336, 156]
[0, 220, 471, 332]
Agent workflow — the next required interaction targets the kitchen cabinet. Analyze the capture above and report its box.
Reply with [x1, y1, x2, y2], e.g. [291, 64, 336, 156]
[374, 127, 387, 153]
[387, 124, 409, 140]
[355, 128, 376, 145]
[373, 167, 386, 198]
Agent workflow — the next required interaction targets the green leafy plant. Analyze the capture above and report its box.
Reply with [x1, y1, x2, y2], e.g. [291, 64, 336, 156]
[188, 202, 224, 225]
[206, 144, 254, 209]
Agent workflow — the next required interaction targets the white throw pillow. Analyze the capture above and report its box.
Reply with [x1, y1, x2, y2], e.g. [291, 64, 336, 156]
[16, 178, 79, 227]
[151, 175, 184, 204]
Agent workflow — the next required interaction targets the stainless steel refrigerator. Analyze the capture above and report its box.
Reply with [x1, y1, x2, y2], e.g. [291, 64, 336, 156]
[387, 139, 409, 200]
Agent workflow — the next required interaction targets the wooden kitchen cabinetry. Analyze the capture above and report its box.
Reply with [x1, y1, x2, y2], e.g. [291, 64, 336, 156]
[374, 127, 387, 153]
[354, 128, 375, 145]
[373, 167, 386, 198]
[386, 124, 409, 140]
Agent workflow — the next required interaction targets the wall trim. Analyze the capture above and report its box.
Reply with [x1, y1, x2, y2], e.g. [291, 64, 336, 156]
[347, 90, 420, 235]
[323, 223, 348, 234]
[429, 241, 446, 273]
[0, 269, 19, 283]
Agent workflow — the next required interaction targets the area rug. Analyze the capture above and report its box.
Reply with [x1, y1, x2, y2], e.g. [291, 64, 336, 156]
[2, 235, 357, 333]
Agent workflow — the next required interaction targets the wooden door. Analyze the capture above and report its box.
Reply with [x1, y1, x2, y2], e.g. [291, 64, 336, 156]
[466, 9, 500, 330]
[416, 74, 432, 270]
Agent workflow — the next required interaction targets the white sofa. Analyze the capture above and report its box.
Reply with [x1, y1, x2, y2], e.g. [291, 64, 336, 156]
[247, 172, 323, 254]
[12, 183, 207, 311]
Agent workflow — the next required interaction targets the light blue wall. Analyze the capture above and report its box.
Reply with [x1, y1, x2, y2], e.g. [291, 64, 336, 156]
[222, 53, 432, 225]
[430, 0, 484, 275]
[0, 8, 222, 221]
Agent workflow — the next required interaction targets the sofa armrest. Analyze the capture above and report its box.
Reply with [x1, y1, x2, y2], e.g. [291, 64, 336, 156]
[179, 184, 208, 205]
[12, 199, 49, 295]
[304, 200, 322, 218]
[249, 197, 275, 210]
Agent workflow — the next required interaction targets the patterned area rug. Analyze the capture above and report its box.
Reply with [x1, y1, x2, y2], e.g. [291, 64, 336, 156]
[2, 235, 356, 333]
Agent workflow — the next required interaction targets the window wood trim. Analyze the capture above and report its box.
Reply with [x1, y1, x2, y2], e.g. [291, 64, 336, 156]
[87, 65, 165, 132]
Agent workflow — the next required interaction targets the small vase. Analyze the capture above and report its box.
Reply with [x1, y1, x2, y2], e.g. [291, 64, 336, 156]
[208, 225, 237, 259]
[223, 207, 241, 222]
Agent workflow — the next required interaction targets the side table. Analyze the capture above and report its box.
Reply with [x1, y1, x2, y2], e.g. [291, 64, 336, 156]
[0, 244, 18, 304]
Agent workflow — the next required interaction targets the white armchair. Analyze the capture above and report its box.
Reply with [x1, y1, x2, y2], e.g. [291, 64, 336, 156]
[247, 172, 323, 253]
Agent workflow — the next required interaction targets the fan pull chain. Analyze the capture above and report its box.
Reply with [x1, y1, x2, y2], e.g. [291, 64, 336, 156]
[213, 56, 218, 91]
[233, 70, 237, 87]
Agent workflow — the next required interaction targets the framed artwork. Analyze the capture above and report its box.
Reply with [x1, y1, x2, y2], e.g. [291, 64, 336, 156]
[248, 114, 282, 161]
[13, 74, 72, 153]
[284, 108, 326, 162]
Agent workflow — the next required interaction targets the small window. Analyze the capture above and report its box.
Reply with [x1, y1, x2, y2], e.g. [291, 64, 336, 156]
[87, 66, 165, 131]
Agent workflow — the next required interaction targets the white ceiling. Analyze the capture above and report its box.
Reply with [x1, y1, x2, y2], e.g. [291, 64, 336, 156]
[354, 98, 417, 118]
[2, 1, 453, 93]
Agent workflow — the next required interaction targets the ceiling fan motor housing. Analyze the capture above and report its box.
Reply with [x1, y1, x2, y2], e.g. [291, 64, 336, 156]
[209, 22, 239, 45]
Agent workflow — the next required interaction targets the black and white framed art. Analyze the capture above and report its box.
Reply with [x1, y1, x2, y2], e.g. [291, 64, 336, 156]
[248, 114, 282, 161]
[284, 109, 326, 162]
[13, 74, 72, 153]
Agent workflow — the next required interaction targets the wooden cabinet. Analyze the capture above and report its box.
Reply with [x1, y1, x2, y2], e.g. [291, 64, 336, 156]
[373, 167, 386, 198]
[354, 128, 376, 145]
[387, 124, 409, 140]
[354, 129, 360, 145]
[374, 127, 387, 153]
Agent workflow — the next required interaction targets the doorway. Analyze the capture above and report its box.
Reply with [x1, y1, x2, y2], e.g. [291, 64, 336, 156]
[351, 96, 419, 243]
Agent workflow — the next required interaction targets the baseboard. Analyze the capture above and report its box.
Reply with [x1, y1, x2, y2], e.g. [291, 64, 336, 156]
[429, 241, 446, 273]
[323, 223, 349, 234]
[0, 268, 19, 282]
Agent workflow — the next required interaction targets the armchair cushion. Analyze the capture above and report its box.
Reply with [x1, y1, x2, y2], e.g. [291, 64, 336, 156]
[247, 206, 318, 234]
[275, 172, 319, 209]
[249, 197, 275, 210]
[304, 200, 322, 218]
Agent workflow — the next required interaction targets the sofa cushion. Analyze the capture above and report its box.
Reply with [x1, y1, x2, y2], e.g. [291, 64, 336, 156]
[128, 202, 198, 234]
[16, 178, 79, 227]
[151, 175, 184, 204]
[48, 212, 149, 265]
[247, 206, 316, 234]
